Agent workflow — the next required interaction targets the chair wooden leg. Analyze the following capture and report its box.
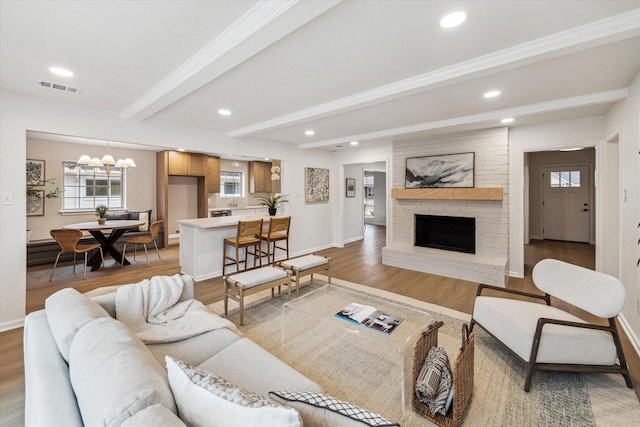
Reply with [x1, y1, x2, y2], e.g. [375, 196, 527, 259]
[49, 252, 63, 281]
[239, 288, 245, 326]
[224, 279, 229, 315]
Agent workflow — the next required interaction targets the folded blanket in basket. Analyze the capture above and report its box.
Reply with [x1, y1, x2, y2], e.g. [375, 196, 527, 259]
[415, 346, 453, 416]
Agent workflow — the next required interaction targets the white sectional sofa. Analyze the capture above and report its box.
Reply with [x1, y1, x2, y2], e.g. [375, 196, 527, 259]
[23, 275, 323, 426]
[24, 275, 401, 427]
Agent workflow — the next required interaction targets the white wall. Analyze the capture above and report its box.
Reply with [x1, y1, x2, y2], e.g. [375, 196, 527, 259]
[0, 90, 336, 331]
[605, 72, 640, 352]
[343, 163, 364, 243]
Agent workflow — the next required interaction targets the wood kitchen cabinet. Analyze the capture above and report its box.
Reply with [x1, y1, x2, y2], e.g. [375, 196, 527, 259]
[249, 161, 272, 193]
[206, 156, 220, 193]
[168, 150, 206, 176]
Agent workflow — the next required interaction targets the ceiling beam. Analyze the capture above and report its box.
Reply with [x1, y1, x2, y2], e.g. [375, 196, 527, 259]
[228, 9, 640, 140]
[297, 88, 629, 149]
[120, 0, 341, 121]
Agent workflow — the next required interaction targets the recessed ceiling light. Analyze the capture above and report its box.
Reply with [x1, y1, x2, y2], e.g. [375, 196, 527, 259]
[49, 67, 74, 77]
[305, 130, 315, 136]
[218, 109, 231, 116]
[484, 90, 501, 98]
[350, 141, 359, 146]
[177, 148, 186, 152]
[440, 11, 466, 28]
[501, 118, 514, 124]
[560, 147, 584, 152]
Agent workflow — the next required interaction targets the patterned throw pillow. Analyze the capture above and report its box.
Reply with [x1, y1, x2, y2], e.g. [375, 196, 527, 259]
[414, 346, 452, 416]
[166, 356, 301, 427]
[269, 390, 400, 427]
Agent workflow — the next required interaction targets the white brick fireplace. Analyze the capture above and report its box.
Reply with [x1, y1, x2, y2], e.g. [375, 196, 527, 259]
[382, 128, 509, 286]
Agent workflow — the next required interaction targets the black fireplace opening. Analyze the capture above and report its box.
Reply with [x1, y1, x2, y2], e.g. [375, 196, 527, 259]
[415, 214, 475, 254]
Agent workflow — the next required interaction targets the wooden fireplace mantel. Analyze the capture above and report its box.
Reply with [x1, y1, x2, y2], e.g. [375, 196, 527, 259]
[391, 187, 503, 201]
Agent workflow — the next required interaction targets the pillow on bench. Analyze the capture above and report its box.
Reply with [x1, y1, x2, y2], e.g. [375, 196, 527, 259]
[105, 210, 152, 231]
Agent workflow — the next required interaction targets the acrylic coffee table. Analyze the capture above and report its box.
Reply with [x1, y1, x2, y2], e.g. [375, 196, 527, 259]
[282, 283, 431, 419]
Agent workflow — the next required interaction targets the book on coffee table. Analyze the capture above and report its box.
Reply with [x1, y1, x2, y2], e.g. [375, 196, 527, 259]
[335, 302, 404, 334]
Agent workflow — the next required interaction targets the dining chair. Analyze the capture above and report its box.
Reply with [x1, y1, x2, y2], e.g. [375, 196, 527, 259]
[222, 218, 263, 275]
[259, 216, 291, 265]
[49, 229, 104, 281]
[120, 220, 163, 267]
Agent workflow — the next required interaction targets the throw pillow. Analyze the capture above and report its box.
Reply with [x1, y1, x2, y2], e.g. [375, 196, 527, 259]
[138, 211, 149, 231]
[166, 356, 301, 427]
[269, 391, 400, 427]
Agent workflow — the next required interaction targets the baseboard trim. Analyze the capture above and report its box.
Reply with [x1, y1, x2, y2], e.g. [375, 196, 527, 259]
[344, 236, 364, 244]
[619, 313, 640, 358]
[0, 317, 25, 332]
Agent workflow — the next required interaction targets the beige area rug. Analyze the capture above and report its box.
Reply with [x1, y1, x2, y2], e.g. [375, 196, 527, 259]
[208, 276, 640, 426]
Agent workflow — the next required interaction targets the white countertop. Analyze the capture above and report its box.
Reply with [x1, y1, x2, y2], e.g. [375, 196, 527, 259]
[208, 205, 266, 211]
[177, 214, 271, 229]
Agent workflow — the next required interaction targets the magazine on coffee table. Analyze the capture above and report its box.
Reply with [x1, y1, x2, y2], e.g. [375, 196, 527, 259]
[335, 302, 404, 335]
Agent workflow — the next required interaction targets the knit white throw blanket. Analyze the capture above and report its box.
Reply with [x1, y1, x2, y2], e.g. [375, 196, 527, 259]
[116, 274, 235, 343]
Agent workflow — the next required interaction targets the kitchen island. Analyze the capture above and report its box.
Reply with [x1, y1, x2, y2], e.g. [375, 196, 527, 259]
[177, 215, 271, 281]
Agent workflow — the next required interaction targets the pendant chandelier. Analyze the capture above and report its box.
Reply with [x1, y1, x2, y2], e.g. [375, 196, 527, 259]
[76, 140, 136, 173]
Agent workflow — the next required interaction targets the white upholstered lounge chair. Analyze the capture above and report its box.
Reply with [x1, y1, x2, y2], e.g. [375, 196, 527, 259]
[470, 258, 632, 392]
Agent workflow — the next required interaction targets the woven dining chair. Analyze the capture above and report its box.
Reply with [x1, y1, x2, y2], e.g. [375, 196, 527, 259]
[120, 220, 163, 267]
[222, 218, 263, 275]
[49, 229, 104, 281]
[259, 216, 291, 265]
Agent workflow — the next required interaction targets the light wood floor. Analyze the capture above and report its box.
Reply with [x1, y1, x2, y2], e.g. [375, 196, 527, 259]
[1, 225, 638, 425]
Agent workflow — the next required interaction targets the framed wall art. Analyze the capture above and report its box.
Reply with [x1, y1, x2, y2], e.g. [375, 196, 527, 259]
[405, 152, 474, 188]
[26, 159, 46, 186]
[346, 178, 356, 197]
[305, 167, 330, 203]
[27, 190, 45, 216]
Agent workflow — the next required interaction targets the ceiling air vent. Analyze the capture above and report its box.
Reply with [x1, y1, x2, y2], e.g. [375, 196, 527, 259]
[37, 81, 81, 94]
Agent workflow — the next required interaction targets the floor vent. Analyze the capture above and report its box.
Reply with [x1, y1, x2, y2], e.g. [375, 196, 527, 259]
[37, 81, 81, 94]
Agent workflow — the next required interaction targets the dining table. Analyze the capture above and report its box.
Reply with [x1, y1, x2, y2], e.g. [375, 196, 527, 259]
[63, 220, 144, 270]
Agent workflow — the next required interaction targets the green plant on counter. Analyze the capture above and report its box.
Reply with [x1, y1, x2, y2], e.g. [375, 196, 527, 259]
[255, 193, 289, 209]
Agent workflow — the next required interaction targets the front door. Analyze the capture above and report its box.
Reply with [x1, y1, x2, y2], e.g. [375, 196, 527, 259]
[541, 165, 590, 242]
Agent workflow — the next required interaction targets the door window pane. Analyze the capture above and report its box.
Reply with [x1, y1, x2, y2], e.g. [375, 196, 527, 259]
[570, 171, 580, 187]
[550, 172, 559, 187]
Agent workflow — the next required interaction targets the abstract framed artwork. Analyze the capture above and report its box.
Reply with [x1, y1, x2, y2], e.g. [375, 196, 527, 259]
[27, 190, 45, 216]
[405, 152, 474, 188]
[305, 167, 330, 203]
[26, 159, 46, 186]
[346, 178, 356, 197]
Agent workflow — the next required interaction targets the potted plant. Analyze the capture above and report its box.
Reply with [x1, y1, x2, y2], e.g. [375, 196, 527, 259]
[256, 166, 288, 216]
[95, 204, 108, 225]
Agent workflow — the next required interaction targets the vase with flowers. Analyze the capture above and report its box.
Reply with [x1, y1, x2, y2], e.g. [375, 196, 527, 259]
[256, 165, 288, 216]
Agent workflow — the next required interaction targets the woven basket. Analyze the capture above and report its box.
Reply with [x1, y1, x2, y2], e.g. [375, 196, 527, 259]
[412, 321, 474, 427]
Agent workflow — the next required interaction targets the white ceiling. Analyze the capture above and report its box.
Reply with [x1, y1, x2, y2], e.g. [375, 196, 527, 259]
[2, 1, 639, 151]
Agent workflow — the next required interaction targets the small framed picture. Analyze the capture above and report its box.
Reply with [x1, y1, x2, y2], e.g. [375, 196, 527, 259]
[346, 178, 356, 197]
[27, 190, 45, 216]
[26, 159, 46, 186]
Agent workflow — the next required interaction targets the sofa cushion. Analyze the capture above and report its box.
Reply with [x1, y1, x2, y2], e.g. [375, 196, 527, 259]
[147, 327, 241, 367]
[166, 356, 301, 427]
[198, 338, 323, 398]
[269, 391, 400, 427]
[45, 288, 110, 362]
[69, 317, 177, 427]
[120, 404, 186, 427]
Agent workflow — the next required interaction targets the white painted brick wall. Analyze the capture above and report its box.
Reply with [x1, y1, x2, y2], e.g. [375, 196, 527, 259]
[387, 128, 509, 285]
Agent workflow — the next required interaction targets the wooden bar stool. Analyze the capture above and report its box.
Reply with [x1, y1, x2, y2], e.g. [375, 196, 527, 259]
[222, 218, 263, 275]
[259, 216, 291, 265]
